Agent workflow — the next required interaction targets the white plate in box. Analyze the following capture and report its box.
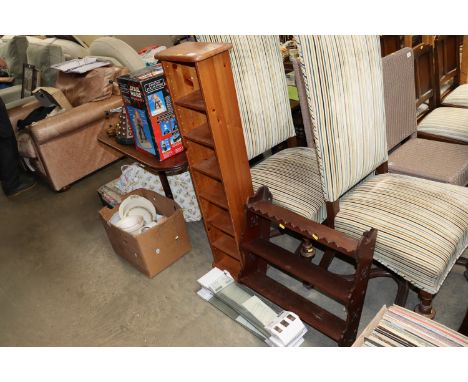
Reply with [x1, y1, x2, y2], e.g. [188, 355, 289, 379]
[115, 215, 145, 234]
[119, 195, 157, 224]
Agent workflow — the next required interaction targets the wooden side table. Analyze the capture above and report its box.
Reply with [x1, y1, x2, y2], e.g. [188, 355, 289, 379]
[97, 131, 188, 199]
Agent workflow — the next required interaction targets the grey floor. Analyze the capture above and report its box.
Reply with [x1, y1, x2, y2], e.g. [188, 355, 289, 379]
[0, 159, 466, 346]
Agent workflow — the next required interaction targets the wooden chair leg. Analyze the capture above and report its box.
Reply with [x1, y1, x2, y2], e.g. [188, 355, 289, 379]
[455, 257, 468, 281]
[318, 248, 336, 270]
[415, 290, 436, 319]
[459, 309, 468, 336]
[394, 279, 410, 307]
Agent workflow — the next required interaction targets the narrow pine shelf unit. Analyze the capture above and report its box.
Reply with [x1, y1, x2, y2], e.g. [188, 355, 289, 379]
[157, 42, 253, 278]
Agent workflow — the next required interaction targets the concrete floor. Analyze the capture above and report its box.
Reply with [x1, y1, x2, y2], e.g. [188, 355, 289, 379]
[0, 159, 466, 346]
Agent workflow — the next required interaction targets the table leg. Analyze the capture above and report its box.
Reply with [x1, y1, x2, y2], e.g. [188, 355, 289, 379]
[159, 172, 173, 199]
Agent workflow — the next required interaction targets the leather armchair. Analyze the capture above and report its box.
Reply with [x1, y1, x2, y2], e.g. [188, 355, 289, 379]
[8, 94, 123, 191]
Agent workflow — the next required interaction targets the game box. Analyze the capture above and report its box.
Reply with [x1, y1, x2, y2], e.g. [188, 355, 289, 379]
[117, 66, 184, 161]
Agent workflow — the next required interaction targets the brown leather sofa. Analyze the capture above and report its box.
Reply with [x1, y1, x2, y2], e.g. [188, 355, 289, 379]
[8, 90, 123, 191]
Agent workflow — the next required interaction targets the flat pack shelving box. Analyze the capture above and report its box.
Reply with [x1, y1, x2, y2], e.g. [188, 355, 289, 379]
[99, 189, 192, 278]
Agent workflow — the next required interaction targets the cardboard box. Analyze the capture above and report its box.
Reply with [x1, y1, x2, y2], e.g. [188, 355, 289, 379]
[99, 189, 192, 278]
[117, 66, 184, 161]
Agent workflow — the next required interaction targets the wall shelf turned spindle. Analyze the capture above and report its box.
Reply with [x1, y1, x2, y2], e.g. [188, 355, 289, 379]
[156, 42, 253, 278]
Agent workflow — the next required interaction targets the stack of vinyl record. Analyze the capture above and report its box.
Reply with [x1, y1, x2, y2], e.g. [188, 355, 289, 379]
[356, 305, 467, 347]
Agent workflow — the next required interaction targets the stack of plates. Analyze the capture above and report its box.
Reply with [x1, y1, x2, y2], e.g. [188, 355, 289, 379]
[119, 195, 157, 224]
[110, 195, 161, 235]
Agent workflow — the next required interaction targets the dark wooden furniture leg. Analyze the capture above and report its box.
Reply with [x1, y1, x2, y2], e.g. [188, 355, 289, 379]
[158, 172, 173, 199]
[415, 290, 436, 319]
[368, 267, 410, 307]
[455, 257, 468, 281]
[394, 279, 410, 307]
[459, 309, 468, 336]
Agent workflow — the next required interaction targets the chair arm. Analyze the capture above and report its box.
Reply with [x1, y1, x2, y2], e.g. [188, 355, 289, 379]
[29, 96, 123, 145]
[0, 84, 23, 105]
[7, 98, 41, 135]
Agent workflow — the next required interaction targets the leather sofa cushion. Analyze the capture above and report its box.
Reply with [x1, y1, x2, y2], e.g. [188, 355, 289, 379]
[56, 66, 128, 107]
[0, 36, 28, 83]
[26, 43, 64, 87]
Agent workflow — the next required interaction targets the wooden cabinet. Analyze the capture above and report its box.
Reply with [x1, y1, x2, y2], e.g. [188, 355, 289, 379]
[156, 42, 253, 278]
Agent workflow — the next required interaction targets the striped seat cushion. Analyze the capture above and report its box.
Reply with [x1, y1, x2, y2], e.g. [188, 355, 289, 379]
[418, 107, 468, 143]
[251, 147, 326, 223]
[388, 138, 468, 186]
[442, 84, 468, 107]
[336, 173, 468, 294]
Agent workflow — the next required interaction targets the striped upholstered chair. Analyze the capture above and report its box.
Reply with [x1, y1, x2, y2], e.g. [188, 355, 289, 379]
[414, 42, 468, 144]
[296, 35, 468, 317]
[196, 35, 326, 224]
[383, 47, 468, 186]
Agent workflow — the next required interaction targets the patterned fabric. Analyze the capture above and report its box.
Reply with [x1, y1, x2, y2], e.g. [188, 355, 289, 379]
[296, 35, 388, 202]
[251, 147, 326, 223]
[336, 173, 468, 294]
[418, 107, 468, 143]
[442, 84, 468, 107]
[388, 138, 468, 186]
[196, 35, 295, 160]
[113, 163, 201, 222]
[97, 178, 122, 207]
[382, 48, 417, 150]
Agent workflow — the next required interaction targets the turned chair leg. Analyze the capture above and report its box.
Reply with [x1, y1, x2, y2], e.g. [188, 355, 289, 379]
[296, 239, 316, 289]
[415, 290, 436, 319]
[295, 239, 316, 258]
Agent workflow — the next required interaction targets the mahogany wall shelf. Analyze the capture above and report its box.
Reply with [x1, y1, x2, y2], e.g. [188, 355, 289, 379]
[156, 42, 253, 278]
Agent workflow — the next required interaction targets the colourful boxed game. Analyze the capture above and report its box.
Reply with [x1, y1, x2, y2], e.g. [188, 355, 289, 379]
[117, 66, 184, 161]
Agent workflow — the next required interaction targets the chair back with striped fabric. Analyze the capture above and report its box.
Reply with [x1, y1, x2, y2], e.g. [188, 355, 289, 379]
[382, 47, 418, 150]
[296, 35, 388, 202]
[196, 35, 295, 160]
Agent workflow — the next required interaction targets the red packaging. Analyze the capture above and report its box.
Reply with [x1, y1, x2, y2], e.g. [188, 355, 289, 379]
[117, 66, 184, 161]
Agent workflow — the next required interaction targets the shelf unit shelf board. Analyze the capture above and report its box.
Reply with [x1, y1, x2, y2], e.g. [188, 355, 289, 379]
[191, 156, 222, 181]
[212, 234, 239, 259]
[175, 89, 206, 112]
[198, 187, 228, 210]
[184, 123, 214, 148]
[207, 212, 234, 237]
